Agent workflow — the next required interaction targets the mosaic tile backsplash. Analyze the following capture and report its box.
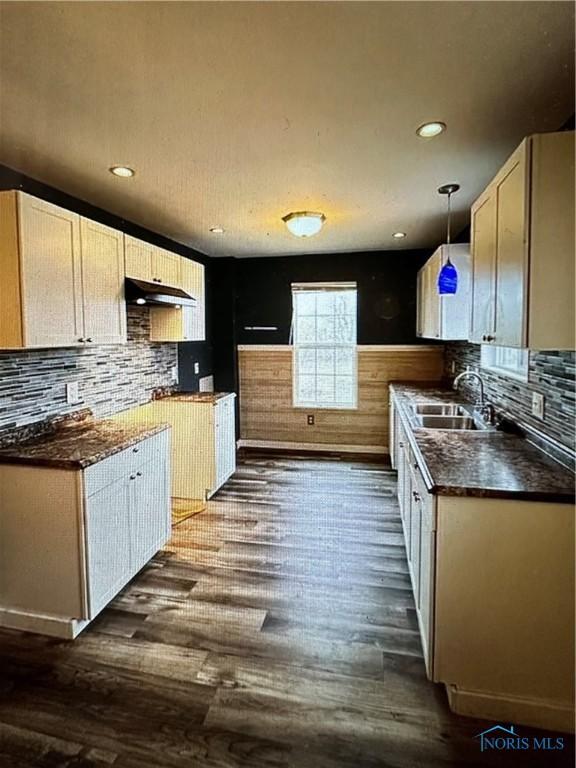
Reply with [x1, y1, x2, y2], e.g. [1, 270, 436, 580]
[444, 342, 575, 453]
[0, 306, 177, 433]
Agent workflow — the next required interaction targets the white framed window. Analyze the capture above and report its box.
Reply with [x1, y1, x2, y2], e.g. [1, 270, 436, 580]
[481, 345, 529, 382]
[291, 282, 358, 409]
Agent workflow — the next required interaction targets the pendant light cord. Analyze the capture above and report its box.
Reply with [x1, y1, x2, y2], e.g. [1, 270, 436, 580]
[446, 190, 452, 246]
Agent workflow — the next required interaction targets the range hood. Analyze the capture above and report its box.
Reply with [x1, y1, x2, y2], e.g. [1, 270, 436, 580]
[125, 278, 197, 307]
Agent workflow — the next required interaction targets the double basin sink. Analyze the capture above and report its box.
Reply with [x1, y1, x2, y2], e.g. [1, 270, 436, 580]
[410, 402, 491, 431]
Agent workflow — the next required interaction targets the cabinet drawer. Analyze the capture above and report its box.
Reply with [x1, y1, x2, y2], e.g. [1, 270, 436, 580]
[83, 430, 168, 497]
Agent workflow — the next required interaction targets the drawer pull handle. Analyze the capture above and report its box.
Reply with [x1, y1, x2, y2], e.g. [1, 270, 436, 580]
[130, 474, 136, 480]
[78, 337, 85, 343]
[136, 471, 142, 477]
[133, 448, 139, 453]
[413, 463, 418, 470]
[412, 490, 420, 502]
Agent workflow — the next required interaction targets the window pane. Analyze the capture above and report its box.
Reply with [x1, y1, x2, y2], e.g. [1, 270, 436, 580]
[335, 376, 355, 404]
[317, 316, 334, 342]
[296, 348, 316, 374]
[317, 349, 335, 374]
[317, 375, 335, 402]
[316, 292, 335, 315]
[295, 315, 316, 343]
[295, 292, 316, 315]
[335, 291, 356, 316]
[297, 374, 316, 402]
[335, 348, 355, 375]
[335, 314, 354, 343]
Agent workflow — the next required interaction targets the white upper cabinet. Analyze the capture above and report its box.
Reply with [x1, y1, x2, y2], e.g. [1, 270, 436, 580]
[124, 234, 154, 282]
[470, 132, 575, 349]
[0, 191, 126, 348]
[152, 247, 181, 287]
[416, 244, 471, 341]
[149, 257, 206, 342]
[80, 218, 127, 344]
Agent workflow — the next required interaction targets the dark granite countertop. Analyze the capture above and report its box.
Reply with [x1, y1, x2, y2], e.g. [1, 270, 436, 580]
[390, 382, 575, 503]
[0, 414, 170, 470]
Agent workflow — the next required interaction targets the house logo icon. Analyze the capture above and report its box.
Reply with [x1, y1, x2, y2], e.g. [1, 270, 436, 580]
[474, 724, 565, 753]
[475, 725, 519, 752]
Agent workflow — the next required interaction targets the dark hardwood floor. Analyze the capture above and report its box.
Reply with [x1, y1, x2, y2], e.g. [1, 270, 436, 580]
[0, 450, 573, 767]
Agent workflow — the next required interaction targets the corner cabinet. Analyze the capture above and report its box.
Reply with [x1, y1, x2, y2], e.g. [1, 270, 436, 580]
[0, 191, 126, 349]
[0, 430, 171, 638]
[416, 244, 471, 340]
[470, 131, 575, 349]
[112, 394, 236, 500]
[149, 258, 206, 342]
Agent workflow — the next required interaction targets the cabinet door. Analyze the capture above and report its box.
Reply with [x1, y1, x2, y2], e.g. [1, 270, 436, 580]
[214, 398, 236, 491]
[417, 482, 436, 678]
[416, 270, 424, 337]
[470, 192, 497, 343]
[124, 235, 153, 281]
[129, 452, 171, 573]
[18, 194, 84, 347]
[494, 143, 529, 348]
[180, 259, 206, 341]
[80, 218, 127, 344]
[152, 248, 181, 287]
[84, 475, 132, 618]
[420, 257, 440, 339]
[409, 480, 422, 603]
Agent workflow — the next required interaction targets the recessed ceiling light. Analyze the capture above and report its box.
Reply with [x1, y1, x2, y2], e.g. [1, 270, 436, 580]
[393, 232, 407, 239]
[109, 165, 135, 177]
[209, 227, 225, 234]
[416, 122, 446, 138]
[282, 211, 326, 238]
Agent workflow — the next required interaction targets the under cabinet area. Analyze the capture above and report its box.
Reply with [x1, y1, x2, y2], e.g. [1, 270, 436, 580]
[470, 131, 575, 349]
[0, 430, 171, 638]
[0, 191, 126, 349]
[416, 244, 471, 341]
[150, 258, 206, 342]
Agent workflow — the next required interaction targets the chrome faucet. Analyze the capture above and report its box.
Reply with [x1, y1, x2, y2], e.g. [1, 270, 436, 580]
[453, 367, 495, 424]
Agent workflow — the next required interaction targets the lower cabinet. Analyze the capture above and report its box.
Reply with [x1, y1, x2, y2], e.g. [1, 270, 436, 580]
[111, 394, 237, 500]
[0, 430, 171, 638]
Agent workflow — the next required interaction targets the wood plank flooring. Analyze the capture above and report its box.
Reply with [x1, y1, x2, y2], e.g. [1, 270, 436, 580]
[0, 450, 573, 767]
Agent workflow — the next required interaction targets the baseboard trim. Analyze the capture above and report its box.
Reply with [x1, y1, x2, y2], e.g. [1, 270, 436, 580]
[238, 439, 388, 455]
[0, 606, 89, 640]
[446, 684, 575, 733]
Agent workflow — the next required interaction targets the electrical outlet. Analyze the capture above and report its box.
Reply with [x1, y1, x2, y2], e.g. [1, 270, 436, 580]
[532, 392, 545, 420]
[66, 381, 81, 405]
[170, 366, 178, 383]
[194, 362, 200, 375]
[307, 414, 315, 426]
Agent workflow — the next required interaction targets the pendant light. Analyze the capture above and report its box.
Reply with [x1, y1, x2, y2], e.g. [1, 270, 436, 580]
[437, 183, 460, 295]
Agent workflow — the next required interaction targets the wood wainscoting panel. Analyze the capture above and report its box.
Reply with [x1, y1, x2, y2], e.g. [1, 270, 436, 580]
[238, 345, 444, 451]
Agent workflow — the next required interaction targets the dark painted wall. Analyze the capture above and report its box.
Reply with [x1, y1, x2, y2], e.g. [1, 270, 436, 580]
[234, 249, 433, 346]
[0, 164, 213, 392]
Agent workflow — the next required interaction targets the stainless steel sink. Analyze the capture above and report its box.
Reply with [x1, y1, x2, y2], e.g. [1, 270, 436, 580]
[412, 403, 467, 416]
[415, 415, 478, 430]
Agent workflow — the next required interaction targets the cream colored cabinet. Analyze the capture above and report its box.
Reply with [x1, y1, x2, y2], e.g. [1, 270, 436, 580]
[416, 244, 471, 340]
[124, 234, 155, 281]
[150, 258, 206, 342]
[0, 430, 171, 638]
[80, 218, 127, 344]
[0, 191, 126, 348]
[470, 131, 575, 349]
[125, 237, 182, 287]
[112, 394, 236, 500]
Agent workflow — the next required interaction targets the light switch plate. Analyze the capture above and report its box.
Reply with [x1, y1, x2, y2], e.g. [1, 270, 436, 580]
[66, 382, 81, 405]
[532, 392, 545, 420]
[194, 362, 200, 375]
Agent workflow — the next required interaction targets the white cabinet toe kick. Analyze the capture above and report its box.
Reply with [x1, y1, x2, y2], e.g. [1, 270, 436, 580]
[0, 430, 171, 639]
[390, 394, 575, 733]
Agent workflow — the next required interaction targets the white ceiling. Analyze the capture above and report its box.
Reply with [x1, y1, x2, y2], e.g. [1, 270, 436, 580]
[0, 1, 574, 258]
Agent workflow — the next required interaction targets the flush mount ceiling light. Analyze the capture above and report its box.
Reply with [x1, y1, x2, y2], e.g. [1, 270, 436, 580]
[209, 227, 225, 234]
[282, 211, 326, 238]
[109, 165, 135, 178]
[437, 183, 460, 295]
[416, 121, 446, 138]
[393, 232, 406, 239]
